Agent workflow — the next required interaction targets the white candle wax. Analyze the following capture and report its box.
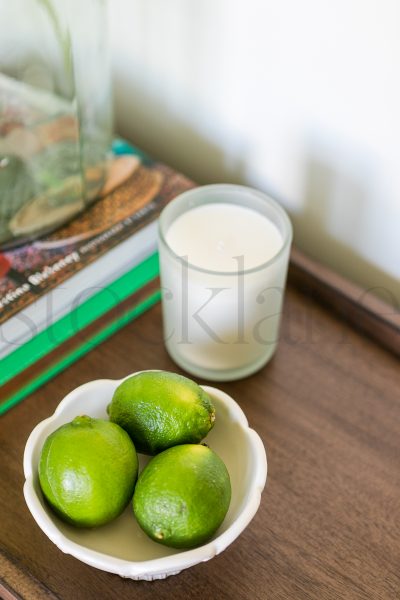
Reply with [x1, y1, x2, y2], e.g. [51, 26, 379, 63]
[159, 187, 292, 381]
[165, 203, 283, 272]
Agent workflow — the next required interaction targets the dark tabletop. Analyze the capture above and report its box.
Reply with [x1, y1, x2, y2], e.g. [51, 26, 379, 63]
[1, 278, 399, 600]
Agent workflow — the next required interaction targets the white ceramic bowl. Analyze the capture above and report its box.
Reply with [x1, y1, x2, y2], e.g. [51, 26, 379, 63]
[23, 373, 267, 580]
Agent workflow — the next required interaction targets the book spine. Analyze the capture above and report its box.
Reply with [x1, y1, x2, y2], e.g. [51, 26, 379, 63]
[1, 253, 160, 387]
[0, 288, 160, 415]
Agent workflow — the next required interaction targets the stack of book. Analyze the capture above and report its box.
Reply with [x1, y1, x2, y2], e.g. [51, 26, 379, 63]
[0, 140, 194, 414]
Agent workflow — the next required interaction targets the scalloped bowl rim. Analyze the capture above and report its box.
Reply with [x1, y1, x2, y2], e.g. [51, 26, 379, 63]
[23, 372, 267, 580]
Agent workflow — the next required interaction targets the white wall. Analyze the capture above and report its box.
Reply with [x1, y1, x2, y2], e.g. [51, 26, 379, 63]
[110, 0, 400, 302]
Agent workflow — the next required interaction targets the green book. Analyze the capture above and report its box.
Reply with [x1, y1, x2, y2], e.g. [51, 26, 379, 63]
[0, 140, 194, 414]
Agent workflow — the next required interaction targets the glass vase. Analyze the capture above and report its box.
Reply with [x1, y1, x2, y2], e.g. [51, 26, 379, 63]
[0, 0, 112, 248]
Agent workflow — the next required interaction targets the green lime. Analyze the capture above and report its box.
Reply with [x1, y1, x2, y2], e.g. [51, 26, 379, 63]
[38, 416, 138, 527]
[133, 444, 231, 549]
[108, 371, 216, 455]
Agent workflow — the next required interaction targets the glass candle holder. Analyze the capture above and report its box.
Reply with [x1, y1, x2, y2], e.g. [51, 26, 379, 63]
[158, 184, 293, 382]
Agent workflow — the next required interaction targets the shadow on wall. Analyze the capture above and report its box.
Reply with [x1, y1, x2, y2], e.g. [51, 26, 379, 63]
[113, 73, 399, 306]
[113, 73, 249, 186]
[295, 156, 400, 305]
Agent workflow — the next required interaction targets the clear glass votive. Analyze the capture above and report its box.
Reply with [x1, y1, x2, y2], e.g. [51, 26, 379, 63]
[158, 184, 293, 381]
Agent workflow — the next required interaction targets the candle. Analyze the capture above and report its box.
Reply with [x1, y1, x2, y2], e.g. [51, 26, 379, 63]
[165, 203, 283, 272]
[158, 184, 292, 381]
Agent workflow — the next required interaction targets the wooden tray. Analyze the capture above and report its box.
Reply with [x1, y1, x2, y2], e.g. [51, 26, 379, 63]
[1, 248, 399, 600]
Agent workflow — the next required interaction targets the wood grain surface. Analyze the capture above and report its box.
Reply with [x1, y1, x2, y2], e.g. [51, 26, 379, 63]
[1, 275, 399, 599]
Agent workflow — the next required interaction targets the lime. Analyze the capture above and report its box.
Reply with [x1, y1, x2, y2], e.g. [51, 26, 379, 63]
[38, 416, 138, 527]
[108, 371, 215, 455]
[133, 444, 231, 548]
